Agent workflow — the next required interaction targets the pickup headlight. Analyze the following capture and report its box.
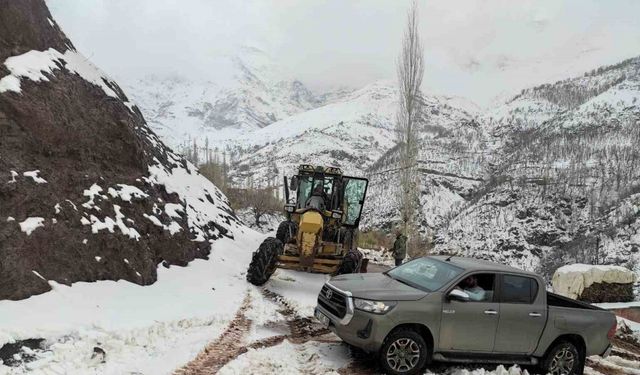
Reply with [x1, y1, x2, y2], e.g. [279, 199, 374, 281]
[353, 298, 396, 314]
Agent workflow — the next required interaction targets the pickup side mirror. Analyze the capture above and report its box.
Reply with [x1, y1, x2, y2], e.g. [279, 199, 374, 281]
[289, 176, 298, 191]
[447, 289, 470, 302]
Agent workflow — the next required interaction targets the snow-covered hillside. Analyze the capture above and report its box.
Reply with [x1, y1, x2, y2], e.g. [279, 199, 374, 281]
[227, 81, 398, 186]
[436, 56, 640, 274]
[122, 28, 640, 276]
[125, 46, 344, 151]
[364, 94, 487, 231]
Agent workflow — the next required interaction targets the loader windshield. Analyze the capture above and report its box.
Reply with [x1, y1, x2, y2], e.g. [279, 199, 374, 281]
[297, 176, 314, 208]
[296, 175, 334, 209]
[342, 177, 368, 226]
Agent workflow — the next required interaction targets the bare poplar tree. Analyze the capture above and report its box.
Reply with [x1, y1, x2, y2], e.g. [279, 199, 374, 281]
[396, 1, 424, 238]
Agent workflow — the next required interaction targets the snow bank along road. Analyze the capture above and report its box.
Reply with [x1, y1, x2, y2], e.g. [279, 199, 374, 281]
[1, 234, 640, 374]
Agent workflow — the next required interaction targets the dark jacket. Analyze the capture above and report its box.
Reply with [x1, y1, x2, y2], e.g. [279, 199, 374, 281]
[392, 234, 407, 260]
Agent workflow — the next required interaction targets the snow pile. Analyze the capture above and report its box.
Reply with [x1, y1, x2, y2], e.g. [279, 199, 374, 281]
[552, 264, 636, 300]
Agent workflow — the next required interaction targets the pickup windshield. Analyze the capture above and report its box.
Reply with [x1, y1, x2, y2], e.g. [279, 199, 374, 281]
[386, 257, 464, 292]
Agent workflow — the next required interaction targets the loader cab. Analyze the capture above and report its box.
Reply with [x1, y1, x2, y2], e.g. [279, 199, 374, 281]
[286, 165, 368, 227]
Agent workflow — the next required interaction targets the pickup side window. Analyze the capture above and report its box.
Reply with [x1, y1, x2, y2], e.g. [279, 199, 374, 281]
[453, 273, 496, 302]
[500, 275, 538, 304]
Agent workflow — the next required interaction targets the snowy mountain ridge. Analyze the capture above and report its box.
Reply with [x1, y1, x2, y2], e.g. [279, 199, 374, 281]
[125, 46, 350, 151]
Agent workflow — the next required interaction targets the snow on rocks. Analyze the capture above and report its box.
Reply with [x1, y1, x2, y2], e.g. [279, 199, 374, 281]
[19, 217, 45, 236]
[0, 49, 62, 93]
[164, 203, 184, 219]
[147, 158, 239, 242]
[86, 205, 141, 240]
[0, 48, 134, 108]
[7, 170, 18, 183]
[82, 183, 105, 210]
[107, 184, 148, 202]
[22, 170, 47, 184]
[553, 264, 636, 300]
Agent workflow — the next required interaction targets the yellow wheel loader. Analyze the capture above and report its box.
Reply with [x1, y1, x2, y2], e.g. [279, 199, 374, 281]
[246, 164, 369, 285]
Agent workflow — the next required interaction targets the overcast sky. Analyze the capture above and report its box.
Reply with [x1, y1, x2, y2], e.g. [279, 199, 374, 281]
[48, 0, 640, 107]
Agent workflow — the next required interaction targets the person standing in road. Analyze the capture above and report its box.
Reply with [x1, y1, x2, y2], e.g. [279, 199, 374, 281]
[391, 229, 407, 266]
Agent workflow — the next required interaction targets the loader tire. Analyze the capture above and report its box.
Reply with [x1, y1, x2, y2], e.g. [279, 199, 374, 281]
[276, 221, 297, 244]
[337, 249, 363, 275]
[246, 237, 283, 286]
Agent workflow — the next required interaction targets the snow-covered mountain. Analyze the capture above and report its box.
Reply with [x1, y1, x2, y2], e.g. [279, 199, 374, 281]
[125, 46, 344, 151]
[123, 37, 640, 274]
[435, 56, 640, 274]
[226, 81, 398, 186]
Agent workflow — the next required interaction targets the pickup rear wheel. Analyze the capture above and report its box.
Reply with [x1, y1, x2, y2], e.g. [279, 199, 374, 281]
[380, 329, 428, 375]
[541, 341, 583, 375]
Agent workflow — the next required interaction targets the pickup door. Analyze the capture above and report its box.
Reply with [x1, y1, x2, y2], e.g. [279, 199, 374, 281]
[493, 274, 547, 354]
[439, 273, 500, 352]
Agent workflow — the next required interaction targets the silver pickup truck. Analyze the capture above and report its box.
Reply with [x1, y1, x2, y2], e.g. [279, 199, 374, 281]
[315, 256, 617, 375]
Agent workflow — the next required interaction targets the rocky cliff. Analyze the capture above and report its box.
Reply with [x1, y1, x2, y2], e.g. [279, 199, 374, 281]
[0, 0, 240, 300]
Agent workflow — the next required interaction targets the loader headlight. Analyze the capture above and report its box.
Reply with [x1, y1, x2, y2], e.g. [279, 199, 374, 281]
[331, 210, 342, 219]
[354, 298, 396, 314]
[284, 204, 295, 213]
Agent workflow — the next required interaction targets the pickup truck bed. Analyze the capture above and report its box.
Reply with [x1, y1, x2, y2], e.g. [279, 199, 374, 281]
[547, 292, 603, 310]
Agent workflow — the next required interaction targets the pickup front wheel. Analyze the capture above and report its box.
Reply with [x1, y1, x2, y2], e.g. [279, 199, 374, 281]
[380, 328, 429, 375]
[541, 341, 583, 375]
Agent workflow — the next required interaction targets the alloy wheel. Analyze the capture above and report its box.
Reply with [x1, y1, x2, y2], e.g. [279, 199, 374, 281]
[385, 338, 421, 372]
[549, 347, 576, 375]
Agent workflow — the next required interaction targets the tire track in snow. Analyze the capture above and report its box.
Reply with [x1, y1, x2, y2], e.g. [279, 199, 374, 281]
[173, 293, 253, 375]
[173, 288, 333, 374]
[259, 288, 331, 343]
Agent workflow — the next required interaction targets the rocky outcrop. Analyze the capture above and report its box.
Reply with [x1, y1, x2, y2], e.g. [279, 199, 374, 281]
[552, 264, 636, 302]
[0, 0, 239, 300]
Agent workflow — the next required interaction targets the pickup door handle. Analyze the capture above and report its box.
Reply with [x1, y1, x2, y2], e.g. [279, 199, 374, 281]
[529, 312, 542, 317]
[483, 310, 498, 315]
